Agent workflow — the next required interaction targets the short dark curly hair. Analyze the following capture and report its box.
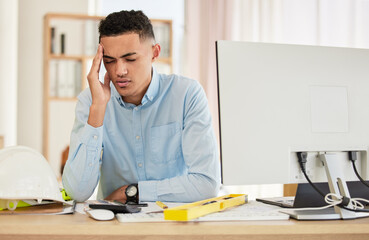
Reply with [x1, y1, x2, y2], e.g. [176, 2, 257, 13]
[99, 10, 155, 42]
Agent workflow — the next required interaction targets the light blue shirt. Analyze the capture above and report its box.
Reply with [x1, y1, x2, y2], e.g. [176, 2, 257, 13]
[62, 69, 221, 202]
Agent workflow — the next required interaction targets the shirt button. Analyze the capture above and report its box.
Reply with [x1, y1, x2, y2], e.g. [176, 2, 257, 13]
[138, 163, 143, 168]
[89, 163, 92, 167]
[136, 135, 140, 140]
[93, 135, 98, 140]
[134, 107, 138, 111]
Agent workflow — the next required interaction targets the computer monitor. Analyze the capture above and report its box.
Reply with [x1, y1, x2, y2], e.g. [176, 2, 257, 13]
[216, 41, 369, 187]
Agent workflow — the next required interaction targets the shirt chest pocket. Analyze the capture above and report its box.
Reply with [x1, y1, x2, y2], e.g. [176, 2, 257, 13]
[150, 122, 182, 163]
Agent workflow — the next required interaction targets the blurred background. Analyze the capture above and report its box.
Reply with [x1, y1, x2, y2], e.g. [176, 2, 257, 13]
[1, 0, 369, 197]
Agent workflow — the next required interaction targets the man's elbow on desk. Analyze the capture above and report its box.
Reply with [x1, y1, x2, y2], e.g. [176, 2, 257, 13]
[187, 177, 221, 202]
[62, 176, 94, 202]
[199, 181, 221, 200]
[67, 190, 92, 203]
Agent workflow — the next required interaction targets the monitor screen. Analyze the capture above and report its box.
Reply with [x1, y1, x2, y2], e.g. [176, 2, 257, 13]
[216, 41, 369, 186]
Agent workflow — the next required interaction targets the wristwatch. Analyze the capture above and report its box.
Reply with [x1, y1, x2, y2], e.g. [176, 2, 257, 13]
[125, 183, 139, 204]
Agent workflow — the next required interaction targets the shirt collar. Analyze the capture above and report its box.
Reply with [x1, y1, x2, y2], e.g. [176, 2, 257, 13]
[142, 67, 159, 105]
[112, 67, 160, 107]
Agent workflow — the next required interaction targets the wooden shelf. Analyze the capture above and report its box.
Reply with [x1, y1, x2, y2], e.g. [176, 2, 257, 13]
[0, 135, 3, 149]
[48, 97, 78, 101]
[156, 57, 172, 64]
[49, 55, 171, 62]
[43, 13, 106, 162]
[45, 13, 104, 21]
[49, 54, 94, 60]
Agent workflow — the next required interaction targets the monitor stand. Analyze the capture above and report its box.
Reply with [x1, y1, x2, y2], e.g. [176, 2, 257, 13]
[282, 152, 369, 220]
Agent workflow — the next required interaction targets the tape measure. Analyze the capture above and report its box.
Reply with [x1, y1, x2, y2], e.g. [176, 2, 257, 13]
[164, 194, 248, 221]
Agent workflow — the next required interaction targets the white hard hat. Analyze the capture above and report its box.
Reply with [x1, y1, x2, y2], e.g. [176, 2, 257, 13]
[0, 146, 66, 210]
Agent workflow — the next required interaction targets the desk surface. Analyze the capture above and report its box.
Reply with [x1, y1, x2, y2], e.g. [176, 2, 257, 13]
[1, 213, 369, 240]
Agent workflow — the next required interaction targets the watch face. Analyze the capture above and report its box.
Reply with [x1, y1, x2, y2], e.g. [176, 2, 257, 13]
[126, 185, 138, 197]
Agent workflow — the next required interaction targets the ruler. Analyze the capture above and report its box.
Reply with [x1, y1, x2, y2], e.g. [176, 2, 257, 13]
[164, 194, 248, 221]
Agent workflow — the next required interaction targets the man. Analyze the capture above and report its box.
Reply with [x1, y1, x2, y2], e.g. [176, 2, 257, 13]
[62, 10, 220, 203]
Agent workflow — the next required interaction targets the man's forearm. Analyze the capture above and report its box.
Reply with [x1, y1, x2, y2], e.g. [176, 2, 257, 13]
[87, 104, 107, 127]
[138, 172, 220, 202]
[62, 140, 102, 202]
[62, 121, 104, 202]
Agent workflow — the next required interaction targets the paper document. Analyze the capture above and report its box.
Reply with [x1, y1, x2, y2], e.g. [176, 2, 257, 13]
[0, 200, 75, 215]
[116, 201, 289, 222]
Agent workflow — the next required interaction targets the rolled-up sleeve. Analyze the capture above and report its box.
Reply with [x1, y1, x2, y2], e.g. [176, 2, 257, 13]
[62, 89, 104, 202]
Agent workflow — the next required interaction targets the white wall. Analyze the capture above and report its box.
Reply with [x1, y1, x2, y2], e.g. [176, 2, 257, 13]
[0, 0, 18, 147]
[101, 0, 185, 75]
[17, 0, 90, 154]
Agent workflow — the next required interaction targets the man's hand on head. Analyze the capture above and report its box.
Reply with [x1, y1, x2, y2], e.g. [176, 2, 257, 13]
[87, 44, 111, 128]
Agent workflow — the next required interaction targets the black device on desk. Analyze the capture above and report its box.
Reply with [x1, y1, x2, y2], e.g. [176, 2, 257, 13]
[257, 181, 369, 208]
[114, 200, 148, 207]
[88, 200, 141, 214]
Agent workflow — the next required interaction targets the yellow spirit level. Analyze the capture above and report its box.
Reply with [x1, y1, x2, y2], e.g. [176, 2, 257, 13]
[164, 194, 248, 221]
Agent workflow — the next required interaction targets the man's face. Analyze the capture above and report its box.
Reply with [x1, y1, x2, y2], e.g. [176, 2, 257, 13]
[101, 33, 160, 105]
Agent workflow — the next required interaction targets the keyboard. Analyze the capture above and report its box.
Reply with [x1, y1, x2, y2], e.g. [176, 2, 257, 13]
[116, 212, 166, 222]
[116, 201, 289, 222]
[198, 202, 289, 221]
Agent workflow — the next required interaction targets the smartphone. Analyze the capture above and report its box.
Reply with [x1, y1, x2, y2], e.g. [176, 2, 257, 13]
[88, 200, 141, 214]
